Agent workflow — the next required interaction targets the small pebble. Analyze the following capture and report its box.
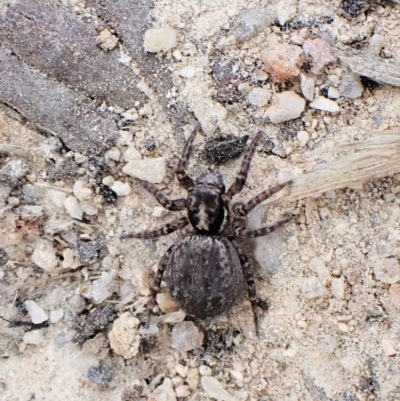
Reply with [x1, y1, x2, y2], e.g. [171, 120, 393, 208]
[96, 29, 118, 51]
[175, 385, 190, 398]
[331, 277, 345, 299]
[121, 108, 139, 121]
[186, 368, 200, 390]
[382, 338, 397, 356]
[144, 27, 177, 53]
[118, 50, 132, 66]
[302, 38, 337, 75]
[297, 131, 309, 147]
[232, 8, 275, 41]
[88, 364, 113, 386]
[260, 43, 305, 81]
[328, 87, 340, 99]
[64, 196, 83, 220]
[31, 239, 58, 272]
[50, 309, 64, 323]
[389, 284, 400, 308]
[339, 72, 364, 99]
[171, 321, 204, 352]
[309, 257, 331, 285]
[80, 201, 98, 216]
[368, 33, 385, 56]
[83, 270, 117, 304]
[175, 363, 189, 378]
[179, 66, 195, 78]
[23, 330, 45, 345]
[201, 376, 234, 401]
[297, 277, 329, 299]
[374, 258, 400, 284]
[338, 323, 349, 332]
[264, 91, 305, 123]
[25, 300, 49, 324]
[152, 206, 166, 217]
[309, 96, 339, 113]
[199, 365, 212, 376]
[248, 88, 271, 107]
[108, 312, 140, 359]
[48, 189, 67, 208]
[299, 72, 315, 101]
[162, 310, 186, 323]
[73, 180, 93, 201]
[122, 157, 166, 184]
[111, 181, 131, 196]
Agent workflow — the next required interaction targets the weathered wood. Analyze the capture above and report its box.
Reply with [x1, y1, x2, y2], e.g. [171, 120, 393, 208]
[0, 0, 146, 109]
[0, 50, 118, 154]
[333, 45, 400, 87]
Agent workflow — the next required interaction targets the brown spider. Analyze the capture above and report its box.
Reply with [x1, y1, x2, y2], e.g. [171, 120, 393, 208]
[121, 128, 292, 334]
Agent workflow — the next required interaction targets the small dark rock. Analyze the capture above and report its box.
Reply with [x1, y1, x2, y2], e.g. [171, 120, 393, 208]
[212, 58, 242, 104]
[76, 239, 102, 263]
[73, 304, 116, 346]
[99, 183, 118, 203]
[205, 135, 249, 165]
[88, 364, 113, 386]
[0, 248, 8, 266]
[341, 0, 370, 17]
[122, 386, 145, 401]
[144, 136, 156, 151]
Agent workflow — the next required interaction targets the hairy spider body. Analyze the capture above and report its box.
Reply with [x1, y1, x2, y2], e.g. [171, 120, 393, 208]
[121, 127, 292, 333]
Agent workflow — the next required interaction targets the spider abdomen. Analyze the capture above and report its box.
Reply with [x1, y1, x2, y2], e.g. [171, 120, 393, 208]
[166, 234, 243, 320]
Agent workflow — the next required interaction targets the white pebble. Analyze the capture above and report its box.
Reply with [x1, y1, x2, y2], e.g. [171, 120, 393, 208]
[179, 66, 195, 78]
[162, 310, 186, 324]
[297, 277, 329, 299]
[151, 378, 177, 401]
[175, 385, 190, 398]
[309, 257, 331, 285]
[73, 180, 93, 201]
[50, 309, 64, 323]
[201, 376, 234, 401]
[144, 27, 177, 53]
[108, 312, 140, 359]
[111, 181, 131, 196]
[382, 338, 397, 356]
[80, 201, 98, 216]
[264, 91, 305, 123]
[118, 50, 132, 66]
[175, 364, 189, 378]
[31, 239, 58, 272]
[339, 72, 364, 99]
[47, 189, 67, 208]
[328, 87, 340, 99]
[122, 157, 166, 184]
[123, 146, 142, 162]
[199, 365, 212, 376]
[171, 321, 204, 352]
[152, 206, 166, 218]
[105, 147, 121, 162]
[25, 300, 49, 324]
[64, 196, 83, 220]
[23, 330, 45, 345]
[309, 96, 339, 113]
[102, 176, 115, 187]
[331, 277, 345, 299]
[299, 72, 315, 101]
[121, 108, 139, 121]
[297, 131, 309, 147]
[374, 258, 400, 284]
[389, 284, 400, 308]
[248, 88, 271, 107]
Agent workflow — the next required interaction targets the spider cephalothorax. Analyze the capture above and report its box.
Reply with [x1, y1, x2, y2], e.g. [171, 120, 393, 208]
[121, 127, 292, 334]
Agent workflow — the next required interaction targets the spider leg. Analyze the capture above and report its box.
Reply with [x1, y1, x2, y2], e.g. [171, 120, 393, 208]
[223, 131, 263, 202]
[176, 125, 199, 189]
[135, 178, 186, 211]
[229, 239, 264, 336]
[146, 244, 176, 327]
[238, 180, 292, 215]
[233, 215, 291, 238]
[120, 217, 189, 239]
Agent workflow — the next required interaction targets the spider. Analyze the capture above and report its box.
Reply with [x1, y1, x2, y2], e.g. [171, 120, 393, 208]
[121, 127, 292, 334]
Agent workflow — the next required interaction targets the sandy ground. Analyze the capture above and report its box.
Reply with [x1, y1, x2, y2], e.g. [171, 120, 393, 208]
[1, 1, 400, 400]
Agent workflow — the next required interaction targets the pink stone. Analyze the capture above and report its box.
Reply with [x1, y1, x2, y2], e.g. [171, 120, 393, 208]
[260, 43, 305, 81]
[303, 38, 337, 75]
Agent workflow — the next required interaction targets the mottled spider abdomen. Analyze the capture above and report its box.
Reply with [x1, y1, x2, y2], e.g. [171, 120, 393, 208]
[166, 234, 243, 320]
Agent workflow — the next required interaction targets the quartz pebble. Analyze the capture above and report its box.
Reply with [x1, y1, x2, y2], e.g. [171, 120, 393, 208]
[309, 96, 339, 113]
[73, 180, 93, 201]
[368, 34, 385, 56]
[264, 91, 305, 123]
[50, 309, 64, 323]
[175, 385, 190, 398]
[389, 284, 400, 308]
[23, 330, 45, 345]
[339, 72, 364, 99]
[331, 277, 345, 299]
[232, 8, 275, 41]
[297, 131, 309, 147]
[299, 72, 315, 101]
[179, 66, 195, 78]
[121, 108, 139, 121]
[303, 38, 337, 74]
[248, 88, 271, 107]
[31, 239, 58, 272]
[108, 312, 140, 359]
[309, 257, 331, 285]
[83, 270, 118, 304]
[328, 87, 340, 99]
[123, 146, 142, 162]
[111, 181, 131, 196]
[199, 365, 212, 376]
[186, 368, 200, 390]
[162, 310, 186, 324]
[25, 300, 49, 324]
[201, 376, 234, 401]
[144, 27, 177, 53]
[64, 196, 83, 220]
[260, 44, 305, 81]
[122, 158, 166, 184]
[175, 363, 189, 378]
[373, 258, 400, 284]
[382, 338, 396, 356]
[171, 321, 204, 351]
[297, 277, 329, 299]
